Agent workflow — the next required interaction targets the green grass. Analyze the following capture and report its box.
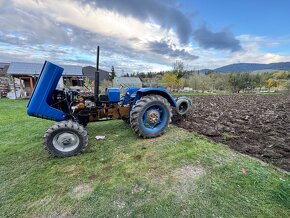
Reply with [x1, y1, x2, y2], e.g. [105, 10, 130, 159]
[0, 99, 289, 217]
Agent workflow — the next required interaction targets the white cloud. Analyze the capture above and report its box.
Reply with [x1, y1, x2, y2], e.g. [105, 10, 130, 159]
[230, 35, 290, 64]
[2, 0, 198, 72]
[12, 0, 182, 51]
[1, 1, 290, 72]
[189, 35, 290, 69]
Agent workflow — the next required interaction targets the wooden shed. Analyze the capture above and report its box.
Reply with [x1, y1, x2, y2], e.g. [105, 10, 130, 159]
[7, 62, 83, 98]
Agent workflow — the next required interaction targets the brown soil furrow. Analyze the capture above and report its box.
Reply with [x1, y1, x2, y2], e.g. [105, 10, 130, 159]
[173, 94, 290, 171]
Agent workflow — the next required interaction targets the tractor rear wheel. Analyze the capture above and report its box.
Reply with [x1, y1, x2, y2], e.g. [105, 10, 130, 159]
[44, 120, 88, 157]
[130, 95, 171, 138]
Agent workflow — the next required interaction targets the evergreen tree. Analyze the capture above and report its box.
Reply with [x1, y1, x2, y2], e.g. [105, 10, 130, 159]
[109, 66, 116, 81]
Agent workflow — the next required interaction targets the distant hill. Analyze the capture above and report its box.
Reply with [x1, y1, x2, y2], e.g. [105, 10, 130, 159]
[212, 62, 290, 73]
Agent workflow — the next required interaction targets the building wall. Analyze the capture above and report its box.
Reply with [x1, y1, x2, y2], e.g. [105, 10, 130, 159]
[0, 76, 10, 98]
[7, 74, 84, 99]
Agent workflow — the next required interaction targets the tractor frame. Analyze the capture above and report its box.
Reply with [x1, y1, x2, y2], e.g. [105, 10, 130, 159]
[27, 47, 192, 157]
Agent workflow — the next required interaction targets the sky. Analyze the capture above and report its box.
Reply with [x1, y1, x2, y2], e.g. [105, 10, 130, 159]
[0, 0, 290, 74]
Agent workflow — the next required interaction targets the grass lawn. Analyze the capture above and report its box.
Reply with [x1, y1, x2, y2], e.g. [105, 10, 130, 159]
[0, 99, 289, 217]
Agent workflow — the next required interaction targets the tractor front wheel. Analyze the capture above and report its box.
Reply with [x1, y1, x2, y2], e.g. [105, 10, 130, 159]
[44, 121, 88, 157]
[130, 95, 171, 138]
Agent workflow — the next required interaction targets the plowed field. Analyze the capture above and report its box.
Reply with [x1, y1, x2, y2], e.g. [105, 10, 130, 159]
[173, 94, 290, 171]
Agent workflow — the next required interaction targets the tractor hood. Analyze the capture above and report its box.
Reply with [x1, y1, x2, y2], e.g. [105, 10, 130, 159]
[27, 61, 67, 121]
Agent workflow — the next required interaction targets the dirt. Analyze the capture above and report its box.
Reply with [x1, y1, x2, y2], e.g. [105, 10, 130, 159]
[173, 94, 290, 171]
[174, 165, 206, 181]
[71, 183, 94, 199]
[171, 165, 206, 197]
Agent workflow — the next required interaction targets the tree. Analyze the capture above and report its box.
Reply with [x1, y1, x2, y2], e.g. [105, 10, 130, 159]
[285, 80, 290, 92]
[228, 73, 241, 93]
[267, 79, 278, 89]
[273, 71, 289, 80]
[172, 60, 185, 80]
[188, 73, 211, 92]
[162, 72, 177, 90]
[239, 73, 252, 92]
[253, 74, 263, 91]
[109, 66, 116, 81]
[84, 77, 92, 92]
[171, 60, 186, 89]
[100, 80, 113, 93]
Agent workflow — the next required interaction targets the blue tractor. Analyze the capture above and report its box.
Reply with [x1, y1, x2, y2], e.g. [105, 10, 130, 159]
[27, 47, 192, 157]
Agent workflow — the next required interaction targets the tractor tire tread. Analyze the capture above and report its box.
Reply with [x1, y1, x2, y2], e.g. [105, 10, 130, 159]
[130, 95, 171, 138]
[43, 120, 88, 157]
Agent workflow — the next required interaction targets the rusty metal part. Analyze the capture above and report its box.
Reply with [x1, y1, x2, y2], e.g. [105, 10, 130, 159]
[146, 109, 160, 123]
[88, 104, 130, 122]
[75, 102, 85, 110]
[72, 97, 86, 110]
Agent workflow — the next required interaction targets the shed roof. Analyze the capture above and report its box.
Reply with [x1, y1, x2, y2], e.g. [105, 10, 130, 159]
[0, 62, 9, 68]
[82, 66, 110, 82]
[7, 62, 83, 76]
[0, 63, 9, 75]
[114, 77, 142, 85]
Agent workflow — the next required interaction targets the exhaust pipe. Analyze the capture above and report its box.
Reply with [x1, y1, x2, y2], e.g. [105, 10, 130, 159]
[95, 46, 100, 103]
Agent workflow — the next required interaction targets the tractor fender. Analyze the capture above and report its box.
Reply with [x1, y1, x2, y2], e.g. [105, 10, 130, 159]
[122, 87, 140, 105]
[132, 88, 177, 107]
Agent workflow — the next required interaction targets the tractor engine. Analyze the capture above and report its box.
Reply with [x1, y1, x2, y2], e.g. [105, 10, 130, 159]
[50, 88, 130, 126]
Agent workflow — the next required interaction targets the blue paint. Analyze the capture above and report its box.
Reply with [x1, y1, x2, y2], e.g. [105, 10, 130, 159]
[122, 87, 140, 105]
[27, 61, 67, 121]
[133, 88, 176, 107]
[106, 88, 120, 103]
[140, 104, 168, 135]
